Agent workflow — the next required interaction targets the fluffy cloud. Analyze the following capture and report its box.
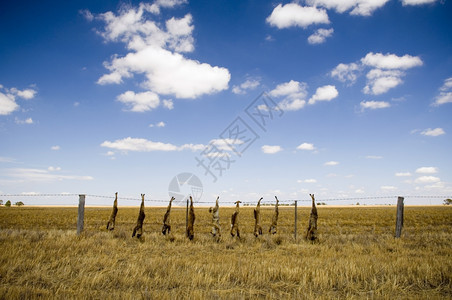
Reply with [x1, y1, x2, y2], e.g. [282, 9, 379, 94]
[0, 85, 37, 115]
[117, 91, 160, 112]
[162, 99, 174, 110]
[308, 85, 338, 104]
[415, 176, 440, 183]
[331, 52, 422, 95]
[306, 0, 390, 16]
[149, 121, 166, 127]
[261, 145, 282, 154]
[266, 3, 330, 29]
[433, 77, 452, 106]
[324, 161, 339, 166]
[415, 167, 438, 174]
[307, 28, 334, 44]
[381, 185, 397, 191]
[51, 145, 60, 151]
[232, 79, 260, 95]
[297, 142, 315, 151]
[94, 3, 230, 102]
[421, 128, 445, 137]
[270, 80, 308, 111]
[298, 178, 317, 183]
[15, 117, 34, 125]
[360, 100, 391, 110]
[330, 63, 361, 85]
[401, 0, 437, 5]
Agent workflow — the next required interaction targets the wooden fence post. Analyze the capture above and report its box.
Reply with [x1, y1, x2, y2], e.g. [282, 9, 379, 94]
[395, 196, 404, 238]
[185, 198, 189, 232]
[77, 194, 85, 235]
[294, 200, 298, 242]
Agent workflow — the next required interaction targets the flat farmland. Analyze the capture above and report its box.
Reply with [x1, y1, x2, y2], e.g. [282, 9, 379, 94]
[0, 205, 451, 299]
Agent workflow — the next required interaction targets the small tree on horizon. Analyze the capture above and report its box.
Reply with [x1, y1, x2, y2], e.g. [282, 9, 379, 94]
[444, 199, 452, 205]
[5, 200, 11, 207]
[15, 201, 24, 207]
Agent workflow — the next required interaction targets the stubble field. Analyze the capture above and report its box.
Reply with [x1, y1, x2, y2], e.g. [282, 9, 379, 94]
[0, 205, 451, 299]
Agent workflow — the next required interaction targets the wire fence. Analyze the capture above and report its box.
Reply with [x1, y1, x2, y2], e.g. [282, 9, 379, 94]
[1, 193, 451, 206]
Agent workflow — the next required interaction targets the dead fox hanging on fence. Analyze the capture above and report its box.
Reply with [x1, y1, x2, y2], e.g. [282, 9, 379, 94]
[186, 196, 195, 240]
[162, 196, 174, 235]
[306, 193, 318, 241]
[230, 201, 241, 238]
[132, 194, 146, 238]
[269, 196, 279, 234]
[254, 197, 263, 237]
[209, 196, 221, 237]
[106, 192, 118, 230]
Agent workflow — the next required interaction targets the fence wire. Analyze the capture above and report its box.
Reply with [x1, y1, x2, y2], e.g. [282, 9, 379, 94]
[1, 193, 450, 205]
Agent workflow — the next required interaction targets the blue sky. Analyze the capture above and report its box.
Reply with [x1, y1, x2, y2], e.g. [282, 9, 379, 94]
[1, 0, 451, 206]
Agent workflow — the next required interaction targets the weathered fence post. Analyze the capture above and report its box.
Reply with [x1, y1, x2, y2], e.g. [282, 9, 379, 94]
[294, 200, 298, 242]
[185, 198, 189, 232]
[77, 194, 85, 235]
[395, 196, 404, 238]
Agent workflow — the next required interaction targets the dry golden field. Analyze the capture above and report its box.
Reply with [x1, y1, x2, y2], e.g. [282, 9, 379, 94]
[0, 205, 451, 299]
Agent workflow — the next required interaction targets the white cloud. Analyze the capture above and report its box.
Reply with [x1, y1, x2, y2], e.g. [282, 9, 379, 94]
[415, 176, 440, 183]
[12, 88, 37, 100]
[360, 100, 391, 110]
[232, 79, 260, 95]
[80, 9, 94, 21]
[415, 167, 438, 174]
[297, 142, 315, 151]
[210, 138, 244, 151]
[48, 166, 61, 171]
[298, 178, 317, 183]
[395, 172, 411, 177]
[331, 63, 361, 85]
[149, 121, 166, 127]
[95, 4, 230, 100]
[51, 145, 60, 151]
[261, 145, 282, 154]
[15, 117, 34, 125]
[0, 92, 18, 115]
[361, 52, 423, 69]
[381, 185, 397, 191]
[117, 90, 160, 112]
[101, 137, 205, 153]
[307, 28, 334, 44]
[433, 77, 452, 106]
[6, 168, 93, 182]
[163, 99, 174, 110]
[266, 3, 330, 29]
[270, 80, 308, 111]
[149, 0, 187, 14]
[307, 0, 390, 16]
[420, 128, 445, 137]
[105, 151, 115, 156]
[324, 161, 339, 166]
[401, 0, 437, 5]
[363, 69, 404, 95]
[308, 85, 338, 104]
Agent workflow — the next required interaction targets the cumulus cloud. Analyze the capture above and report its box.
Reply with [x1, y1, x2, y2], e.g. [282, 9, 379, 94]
[266, 3, 330, 29]
[433, 77, 452, 106]
[94, 3, 230, 102]
[360, 100, 391, 110]
[415, 167, 438, 174]
[308, 28, 334, 44]
[117, 90, 160, 112]
[15, 117, 34, 125]
[232, 79, 260, 95]
[415, 176, 440, 183]
[401, 0, 438, 5]
[331, 52, 422, 95]
[331, 63, 362, 85]
[381, 185, 397, 191]
[421, 128, 445, 137]
[149, 121, 166, 127]
[308, 85, 338, 104]
[307, 0, 390, 16]
[297, 142, 315, 151]
[261, 145, 282, 154]
[361, 52, 423, 69]
[0, 85, 37, 115]
[324, 161, 339, 166]
[269, 80, 308, 111]
[163, 99, 174, 110]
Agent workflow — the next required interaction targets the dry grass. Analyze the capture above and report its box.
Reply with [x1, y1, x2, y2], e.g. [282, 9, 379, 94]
[0, 205, 451, 299]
